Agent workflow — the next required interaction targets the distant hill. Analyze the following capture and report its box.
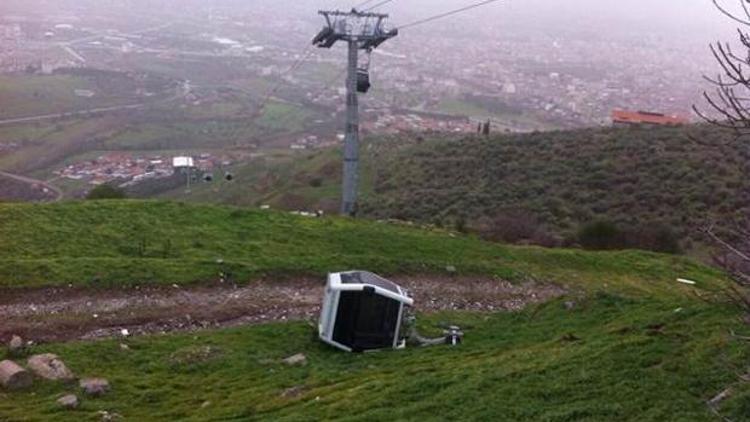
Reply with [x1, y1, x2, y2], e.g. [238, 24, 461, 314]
[362, 125, 747, 250]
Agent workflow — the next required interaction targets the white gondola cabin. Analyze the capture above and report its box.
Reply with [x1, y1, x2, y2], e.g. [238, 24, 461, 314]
[318, 271, 413, 352]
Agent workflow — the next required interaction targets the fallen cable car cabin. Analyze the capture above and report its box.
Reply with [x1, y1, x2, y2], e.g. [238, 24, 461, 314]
[318, 271, 413, 352]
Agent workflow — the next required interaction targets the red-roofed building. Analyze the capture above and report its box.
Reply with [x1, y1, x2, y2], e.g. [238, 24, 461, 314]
[612, 110, 688, 127]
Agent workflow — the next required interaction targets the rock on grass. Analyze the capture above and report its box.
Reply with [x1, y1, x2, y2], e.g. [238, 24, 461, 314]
[80, 378, 110, 396]
[27, 354, 75, 381]
[282, 353, 307, 366]
[0, 360, 33, 390]
[8, 335, 24, 356]
[57, 394, 79, 409]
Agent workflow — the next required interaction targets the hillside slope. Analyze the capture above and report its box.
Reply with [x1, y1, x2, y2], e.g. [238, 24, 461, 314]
[3, 297, 749, 421]
[150, 125, 745, 254]
[362, 125, 747, 248]
[0, 200, 748, 421]
[0, 200, 722, 294]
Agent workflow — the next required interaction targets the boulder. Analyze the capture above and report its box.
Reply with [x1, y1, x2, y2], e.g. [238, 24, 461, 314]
[80, 378, 110, 396]
[282, 353, 307, 366]
[0, 360, 33, 390]
[27, 354, 75, 381]
[57, 394, 79, 409]
[8, 335, 24, 355]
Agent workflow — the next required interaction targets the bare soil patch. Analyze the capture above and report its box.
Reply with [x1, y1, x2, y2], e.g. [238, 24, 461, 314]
[0, 276, 565, 343]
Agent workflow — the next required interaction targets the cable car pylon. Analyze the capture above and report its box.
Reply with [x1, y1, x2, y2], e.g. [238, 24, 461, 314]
[313, 9, 397, 217]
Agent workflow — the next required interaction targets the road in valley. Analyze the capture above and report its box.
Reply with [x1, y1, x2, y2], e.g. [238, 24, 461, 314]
[0, 103, 146, 126]
[0, 170, 63, 201]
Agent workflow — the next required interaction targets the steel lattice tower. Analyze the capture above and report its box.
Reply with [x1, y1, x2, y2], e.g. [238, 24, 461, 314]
[314, 9, 397, 216]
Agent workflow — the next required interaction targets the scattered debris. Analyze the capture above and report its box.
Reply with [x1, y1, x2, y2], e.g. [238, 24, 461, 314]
[281, 385, 305, 398]
[169, 345, 222, 367]
[282, 353, 307, 366]
[57, 394, 79, 409]
[27, 354, 75, 381]
[729, 330, 750, 341]
[646, 323, 666, 335]
[80, 378, 110, 396]
[0, 360, 33, 390]
[677, 278, 697, 285]
[708, 388, 733, 407]
[120, 329, 130, 337]
[560, 333, 581, 342]
[96, 410, 122, 421]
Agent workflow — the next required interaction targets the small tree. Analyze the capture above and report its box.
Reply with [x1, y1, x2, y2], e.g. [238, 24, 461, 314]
[578, 220, 623, 250]
[695, 1, 750, 318]
[695, 0, 750, 136]
[86, 184, 127, 200]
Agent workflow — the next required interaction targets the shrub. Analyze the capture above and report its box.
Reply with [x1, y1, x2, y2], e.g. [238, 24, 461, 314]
[578, 220, 623, 250]
[625, 223, 681, 254]
[86, 184, 127, 200]
[478, 211, 540, 243]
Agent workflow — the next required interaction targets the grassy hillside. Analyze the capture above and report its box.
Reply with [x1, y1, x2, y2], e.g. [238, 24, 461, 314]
[2, 296, 749, 421]
[0, 70, 168, 120]
[157, 148, 346, 210]
[0, 200, 722, 293]
[171, 124, 745, 253]
[1, 201, 749, 421]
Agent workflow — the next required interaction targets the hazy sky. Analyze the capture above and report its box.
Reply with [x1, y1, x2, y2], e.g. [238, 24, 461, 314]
[369, 0, 737, 39]
[1, 0, 740, 43]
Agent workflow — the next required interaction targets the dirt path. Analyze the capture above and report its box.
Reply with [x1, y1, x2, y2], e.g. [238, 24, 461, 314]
[0, 277, 566, 344]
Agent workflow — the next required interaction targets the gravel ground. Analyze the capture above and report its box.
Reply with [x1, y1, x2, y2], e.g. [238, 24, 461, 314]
[0, 276, 566, 343]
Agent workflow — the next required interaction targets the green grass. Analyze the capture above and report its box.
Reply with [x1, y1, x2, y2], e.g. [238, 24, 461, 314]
[256, 103, 317, 133]
[155, 146, 381, 214]
[0, 200, 725, 293]
[158, 148, 344, 209]
[1, 295, 749, 421]
[435, 97, 556, 131]
[0, 200, 748, 421]
[0, 118, 122, 174]
[0, 73, 149, 120]
[157, 124, 750, 257]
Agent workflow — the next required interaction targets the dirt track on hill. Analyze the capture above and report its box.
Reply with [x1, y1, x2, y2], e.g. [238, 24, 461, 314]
[0, 277, 566, 344]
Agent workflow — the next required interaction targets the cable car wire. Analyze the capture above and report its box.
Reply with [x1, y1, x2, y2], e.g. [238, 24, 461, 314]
[225, 43, 314, 149]
[254, 44, 315, 116]
[353, 0, 379, 9]
[397, 0, 503, 30]
[362, 0, 395, 12]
